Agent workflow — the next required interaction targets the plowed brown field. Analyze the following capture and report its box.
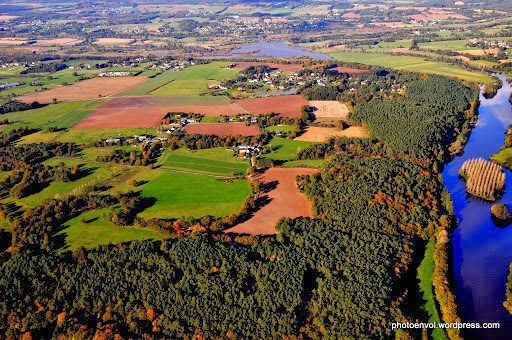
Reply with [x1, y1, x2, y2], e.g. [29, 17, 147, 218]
[226, 168, 318, 235]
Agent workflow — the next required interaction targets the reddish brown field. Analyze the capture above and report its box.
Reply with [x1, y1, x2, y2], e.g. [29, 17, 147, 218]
[0, 125, 7, 132]
[17, 77, 147, 104]
[236, 95, 308, 117]
[73, 107, 170, 129]
[226, 168, 318, 235]
[184, 123, 260, 136]
[332, 66, 369, 74]
[233, 62, 303, 72]
[164, 104, 244, 116]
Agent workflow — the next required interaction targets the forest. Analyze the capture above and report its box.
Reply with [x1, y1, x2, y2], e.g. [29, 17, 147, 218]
[0, 73, 474, 339]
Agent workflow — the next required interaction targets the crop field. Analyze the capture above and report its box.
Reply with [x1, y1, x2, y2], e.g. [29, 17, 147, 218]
[184, 123, 261, 136]
[158, 147, 249, 175]
[17, 76, 147, 103]
[309, 100, 350, 119]
[57, 209, 163, 251]
[225, 167, 318, 235]
[236, 95, 309, 117]
[118, 71, 180, 96]
[73, 106, 169, 129]
[265, 124, 296, 133]
[332, 66, 369, 74]
[2, 100, 103, 132]
[137, 170, 251, 219]
[296, 126, 369, 142]
[331, 52, 496, 84]
[150, 62, 239, 96]
[264, 138, 316, 162]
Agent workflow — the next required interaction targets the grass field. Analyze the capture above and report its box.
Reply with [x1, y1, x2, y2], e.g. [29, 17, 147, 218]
[117, 70, 180, 96]
[418, 40, 477, 51]
[281, 159, 325, 168]
[57, 209, 163, 251]
[17, 163, 120, 208]
[1, 100, 103, 133]
[264, 138, 316, 162]
[150, 62, 239, 96]
[417, 241, 446, 340]
[138, 170, 250, 219]
[491, 147, 512, 165]
[331, 52, 496, 84]
[158, 148, 249, 175]
[265, 125, 297, 133]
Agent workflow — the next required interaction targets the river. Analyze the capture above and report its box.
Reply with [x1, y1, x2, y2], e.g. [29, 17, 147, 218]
[442, 74, 512, 338]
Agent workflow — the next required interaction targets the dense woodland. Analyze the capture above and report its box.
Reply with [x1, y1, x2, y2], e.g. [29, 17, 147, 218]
[0, 72, 474, 339]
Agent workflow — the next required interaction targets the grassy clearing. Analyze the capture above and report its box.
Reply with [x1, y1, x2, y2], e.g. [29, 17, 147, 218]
[331, 52, 496, 84]
[417, 241, 446, 340]
[138, 170, 250, 219]
[150, 62, 239, 96]
[1, 100, 103, 133]
[158, 148, 249, 175]
[419, 40, 476, 50]
[57, 209, 163, 251]
[264, 138, 315, 162]
[17, 163, 120, 208]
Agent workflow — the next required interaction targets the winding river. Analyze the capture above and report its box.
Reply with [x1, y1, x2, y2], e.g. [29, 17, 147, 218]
[442, 74, 512, 338]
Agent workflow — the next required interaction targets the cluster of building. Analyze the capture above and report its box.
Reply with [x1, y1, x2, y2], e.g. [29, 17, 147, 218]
[104, 135, 168, 146]
[0, 81, 24, 91]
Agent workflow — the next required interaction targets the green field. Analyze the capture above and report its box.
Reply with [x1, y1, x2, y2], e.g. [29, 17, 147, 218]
[138, 170, 250, 219]
[491, 147, 512, 166]
[265, 125, 297, 133]
[264, 138, 315, 162]
[118, 70, 180, 96]
[16, 163, 121, 208]
[417, 241, 446, 340]
[158, 147, 249, 175]
[281, 159, 325, 168]
[150, 62, 239, 96]
[57, 209, 163, 251]
[418, 40, 477, 51]
[331, 52, 496, 84]
[2, 100, 103, 133]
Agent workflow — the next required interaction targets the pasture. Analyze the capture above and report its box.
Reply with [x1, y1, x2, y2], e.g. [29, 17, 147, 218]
[150, 62, 239, 96]
[265, 138, 316, 162]
[2, 100, 103, 132]
[331, 52, 496, 84]
[138, 170, 251, 219]
[158, 147, 249, 175]
[57, 209, 163, 251]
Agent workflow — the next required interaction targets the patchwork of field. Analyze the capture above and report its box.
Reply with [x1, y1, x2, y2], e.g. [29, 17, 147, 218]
[184, 123, 260, 137]
[158, 147, 249, 175]
[330, 52, 496, 84]
[225, 167, 318, 235]
[1, 100, 103, 133]
[74, 93, 309, 129]
[17, 76, 148, 103]
[296, 126, 369, 142]
[309, 100, 350, 119]
[137, 170, 251, 219]
[150, 61, 239, 96]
